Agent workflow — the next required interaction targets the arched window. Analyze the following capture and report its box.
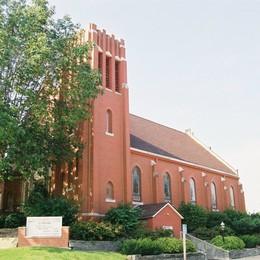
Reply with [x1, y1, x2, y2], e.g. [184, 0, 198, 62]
[230, 186, 235, 209]
[190, 178, 196, 204]
[132, 166, 141, 201]
[106, 182, 114, 200]
[106, 109, 112, 133]
[164, 173, 171, 202]
[211, 182, 217, 210]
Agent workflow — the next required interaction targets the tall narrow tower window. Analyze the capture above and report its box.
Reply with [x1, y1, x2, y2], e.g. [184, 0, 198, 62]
[230, 186, 235, 209]
[132, 166, 141, 201]
[211, 182, 217, 210]
[164, 173, 171, 202]
[190, 178, 197, 204]
[115, 61, 120, 92]
[106, 109, 112, 134]
[98, 52, 102, 74]
[105, 57, 111, 89]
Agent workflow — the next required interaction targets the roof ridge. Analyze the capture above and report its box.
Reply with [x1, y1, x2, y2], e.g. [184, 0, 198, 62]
[130, 114, 185, 135]
[185, 129, 238, 175]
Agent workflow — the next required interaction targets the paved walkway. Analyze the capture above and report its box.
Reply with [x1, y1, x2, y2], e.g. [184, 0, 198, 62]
[0, 237, 18, 248]
[238, 256, 260, 260]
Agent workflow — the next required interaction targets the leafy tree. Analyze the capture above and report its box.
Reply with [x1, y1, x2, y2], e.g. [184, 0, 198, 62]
[24, 182, 80, 226]
[0, 0, 102, 181]
[178, 202, 207, 232]
[104, 202, 144, 236]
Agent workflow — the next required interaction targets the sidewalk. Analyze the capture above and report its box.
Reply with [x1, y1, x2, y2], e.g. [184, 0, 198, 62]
[238, 256, 260, 260]
[0, 237, 18, 248]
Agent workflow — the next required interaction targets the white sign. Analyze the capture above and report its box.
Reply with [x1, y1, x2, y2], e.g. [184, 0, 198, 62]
[182, 224, 187, 234]
[26, 216, 62, 238]
[162, 226, 173, 230]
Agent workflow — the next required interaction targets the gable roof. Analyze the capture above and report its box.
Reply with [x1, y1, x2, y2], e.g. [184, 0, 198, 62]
[130, 114, 237, 175]
[138, 203, 183, 220]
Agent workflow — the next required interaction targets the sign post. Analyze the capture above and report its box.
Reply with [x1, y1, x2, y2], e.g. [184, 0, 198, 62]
[182, 224, 187, 260]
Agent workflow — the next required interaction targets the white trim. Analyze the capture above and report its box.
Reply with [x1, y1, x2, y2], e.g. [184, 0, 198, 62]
[152, 203, 184, 219]
[122, 83, 128, 89]
[115, 55, 121, 61]
[132, 201, 144, 205]
[106, 51, 112, 57]
[185, 130, 238, 174]
[130, 147, 239, 178]
[97, 46, 103, 53]
[81, 212, 105, 217]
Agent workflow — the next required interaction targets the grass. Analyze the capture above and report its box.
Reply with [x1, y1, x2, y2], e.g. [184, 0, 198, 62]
[0, 247, 127, 259]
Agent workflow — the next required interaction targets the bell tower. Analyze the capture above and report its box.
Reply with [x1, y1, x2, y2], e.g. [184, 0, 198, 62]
[79, 23, 131, 218]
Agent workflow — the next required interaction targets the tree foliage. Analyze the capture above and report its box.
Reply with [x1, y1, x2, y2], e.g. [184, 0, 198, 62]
[178, 202, 207, 232]
[0, 0, 102, 180]
[24, 182, 79, 226]
[104, 202, 144, 236]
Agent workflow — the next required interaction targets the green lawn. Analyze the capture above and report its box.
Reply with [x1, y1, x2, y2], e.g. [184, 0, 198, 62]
[0, 247, 127, 259]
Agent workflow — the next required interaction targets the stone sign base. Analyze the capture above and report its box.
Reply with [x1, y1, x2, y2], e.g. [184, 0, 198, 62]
[18, 226, 69, 248]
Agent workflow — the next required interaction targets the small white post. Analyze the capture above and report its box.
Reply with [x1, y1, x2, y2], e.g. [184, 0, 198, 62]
[182, 224, 187, 260]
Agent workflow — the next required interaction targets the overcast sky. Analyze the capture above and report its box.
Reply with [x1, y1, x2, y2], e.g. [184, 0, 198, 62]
[48, 0, 260, 213]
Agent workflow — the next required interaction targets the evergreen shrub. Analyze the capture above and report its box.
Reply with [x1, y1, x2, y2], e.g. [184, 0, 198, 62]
[240, 235, 260, 248]
[4, 213, 26, 228]
[0, 215, 6, 228]
[193, 227, 219, 240]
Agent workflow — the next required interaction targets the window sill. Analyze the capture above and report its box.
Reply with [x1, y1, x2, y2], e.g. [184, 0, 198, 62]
[132, 201, 144, 205]
[106, 198, 116, 203]
[105, 132, 114, 136]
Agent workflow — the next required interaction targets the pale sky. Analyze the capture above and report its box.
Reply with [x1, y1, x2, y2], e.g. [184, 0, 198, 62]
[48, 0, 260, 213]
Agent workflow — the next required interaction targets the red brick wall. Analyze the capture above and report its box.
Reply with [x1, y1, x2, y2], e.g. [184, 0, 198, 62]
[18, 227, 69, 248]
[130, 150, 245, 212]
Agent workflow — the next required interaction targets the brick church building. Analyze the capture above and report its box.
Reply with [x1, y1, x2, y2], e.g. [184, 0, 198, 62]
[0, 23, 246, 236]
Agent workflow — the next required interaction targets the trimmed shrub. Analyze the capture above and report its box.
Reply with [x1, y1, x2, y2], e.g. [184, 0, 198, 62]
[120, 237, 196, 256]
[178, 202, 207, 232]
[240, 235, 260, 248]
[70, 220, 123, 241]
[120, 238, 163, 255]
[4, 213, 26, 228]
[211, 235, 245, 250]
[156, 237, 196, 254]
